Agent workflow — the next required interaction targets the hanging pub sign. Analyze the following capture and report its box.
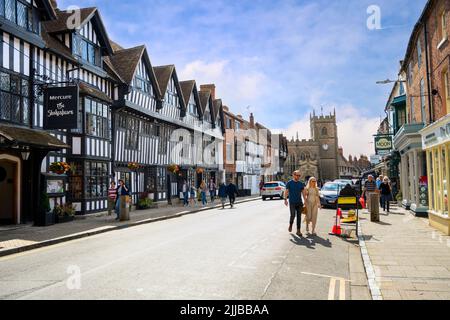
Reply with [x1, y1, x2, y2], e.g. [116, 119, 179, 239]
[43, 85, 79, 130]
[374, 135, 393, 156]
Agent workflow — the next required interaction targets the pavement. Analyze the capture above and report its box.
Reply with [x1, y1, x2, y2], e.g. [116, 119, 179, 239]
[359, 203, 450, 300]
[0, 200, 371, 300]
[0, 196, 259, 257]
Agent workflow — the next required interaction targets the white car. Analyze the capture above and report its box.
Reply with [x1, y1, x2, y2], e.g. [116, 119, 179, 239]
[262, 182, 286, 201]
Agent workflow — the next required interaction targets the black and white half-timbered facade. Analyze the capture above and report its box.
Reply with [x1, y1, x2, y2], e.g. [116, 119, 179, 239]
[0, 0, 226, 226]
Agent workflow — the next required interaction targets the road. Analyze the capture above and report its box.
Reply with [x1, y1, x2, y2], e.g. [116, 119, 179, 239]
[0, 199, 368, 300]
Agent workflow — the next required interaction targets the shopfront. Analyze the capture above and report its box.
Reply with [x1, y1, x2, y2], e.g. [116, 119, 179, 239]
[393, 123, 428, 216]
[421, 115, 450, 235]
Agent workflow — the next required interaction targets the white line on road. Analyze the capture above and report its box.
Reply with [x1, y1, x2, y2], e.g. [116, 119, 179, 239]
[328, 278, 336, 300]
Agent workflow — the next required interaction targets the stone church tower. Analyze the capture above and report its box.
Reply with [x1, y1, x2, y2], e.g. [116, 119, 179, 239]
[284, 110, 340, 182]
[310, 110, 339, 181]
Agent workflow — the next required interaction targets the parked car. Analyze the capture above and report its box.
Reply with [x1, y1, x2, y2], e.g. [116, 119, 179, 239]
[262, 182, 286, 201]
[319, 182, 347, 208]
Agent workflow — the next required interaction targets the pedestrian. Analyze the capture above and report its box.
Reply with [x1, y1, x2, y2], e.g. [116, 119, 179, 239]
[227, 180, 239, 209]
[218, 182, 228, 209]
[305, 177, 321, 236]
[107, 181, 117, 216]
[363, 175, 378, 212]
[115, 179, 130, 221]
[259, 180, 264, 196]
[189, 183, 197, 207]
[379, 176, 392, 213]
[200, 180, 208, 206]
[182, 180, 189, 207]
[209, 178, 216, 204]
[376, 175, 383, 207]
[284, 170, 307, 237]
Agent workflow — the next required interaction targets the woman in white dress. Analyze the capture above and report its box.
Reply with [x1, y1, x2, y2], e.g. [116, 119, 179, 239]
[305, 177, 321, 236]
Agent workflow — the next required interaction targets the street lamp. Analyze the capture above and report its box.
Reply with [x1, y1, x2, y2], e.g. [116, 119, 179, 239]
[376, 79, 407, 85]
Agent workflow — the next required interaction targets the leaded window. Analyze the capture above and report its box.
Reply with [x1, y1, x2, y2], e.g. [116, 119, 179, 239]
[85, 161, 108, 199]
[1, 0, 40, 34]
[73, 34, 102, 67]
[0, 71, 29, 125]
[165, 77, 180, 108]
[125, 117, 139, 150]
[85, 97, 110, 138]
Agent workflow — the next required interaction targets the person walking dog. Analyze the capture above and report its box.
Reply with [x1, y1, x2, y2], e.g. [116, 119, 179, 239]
[284, 170, 307, 237]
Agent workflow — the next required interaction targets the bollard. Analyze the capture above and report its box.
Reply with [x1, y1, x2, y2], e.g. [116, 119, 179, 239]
[369, 193, 380, 222]
[120, 195, 130, 221]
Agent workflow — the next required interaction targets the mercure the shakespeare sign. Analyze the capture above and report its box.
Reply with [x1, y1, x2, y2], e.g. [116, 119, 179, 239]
[44, 85, 79, 130]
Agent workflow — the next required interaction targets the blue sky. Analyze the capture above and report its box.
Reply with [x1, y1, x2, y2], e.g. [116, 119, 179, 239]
[58, 0, 427, 156]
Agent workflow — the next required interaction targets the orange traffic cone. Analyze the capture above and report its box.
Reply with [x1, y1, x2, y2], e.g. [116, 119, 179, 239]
[330, 208, 342, 236]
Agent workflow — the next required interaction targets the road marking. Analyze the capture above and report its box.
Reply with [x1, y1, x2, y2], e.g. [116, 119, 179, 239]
[328, 278, 346, 300]
[301, 272, 352, 282]
[328, 278, 337, 300]
[339, 279, 346, 300]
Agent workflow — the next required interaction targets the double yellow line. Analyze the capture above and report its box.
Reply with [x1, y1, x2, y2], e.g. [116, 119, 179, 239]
[301, 272, 349, 300]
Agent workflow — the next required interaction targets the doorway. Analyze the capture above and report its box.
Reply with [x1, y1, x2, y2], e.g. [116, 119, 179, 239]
[0, 159, 17, 225]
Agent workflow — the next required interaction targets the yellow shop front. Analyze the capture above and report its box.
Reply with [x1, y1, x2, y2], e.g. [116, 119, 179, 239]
[421, 115, 450, 235]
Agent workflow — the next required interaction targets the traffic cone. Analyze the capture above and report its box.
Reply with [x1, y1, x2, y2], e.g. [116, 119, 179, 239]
[330, 208, 342, 236]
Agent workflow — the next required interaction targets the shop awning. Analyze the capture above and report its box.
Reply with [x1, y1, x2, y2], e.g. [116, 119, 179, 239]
[391, 95, 406, 108]
[0, 124, 70, 150]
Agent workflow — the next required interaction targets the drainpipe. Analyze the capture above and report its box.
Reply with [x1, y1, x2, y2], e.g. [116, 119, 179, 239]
[423, 20, 434, 124]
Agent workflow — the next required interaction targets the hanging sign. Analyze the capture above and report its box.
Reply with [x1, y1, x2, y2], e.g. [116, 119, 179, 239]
[43, 85, 79, 130]
[374, 135, 393, 156]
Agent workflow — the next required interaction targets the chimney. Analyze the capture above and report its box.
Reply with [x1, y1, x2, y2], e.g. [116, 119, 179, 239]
[250, 113, 255, 128]
[50, 0, 58, 9]
[200, 84, 216, 100]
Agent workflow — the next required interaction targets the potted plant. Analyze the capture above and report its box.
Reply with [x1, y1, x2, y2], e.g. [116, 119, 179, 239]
[128, 162, 141, 171]
[54, 203, 76, 224]
[137, 192, 158, 210]
[49, 162, 71, 175]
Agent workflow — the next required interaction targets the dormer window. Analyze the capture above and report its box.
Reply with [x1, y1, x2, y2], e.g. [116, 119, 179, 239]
[134, 75, 152, 95]
[73, 34, 102, 67]
[165, 77, 180, 108]
[188, 93, 197, 116]
[0, 0, 41, 34]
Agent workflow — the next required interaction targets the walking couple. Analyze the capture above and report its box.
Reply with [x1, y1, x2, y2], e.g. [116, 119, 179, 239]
[284, 170, 321, 238]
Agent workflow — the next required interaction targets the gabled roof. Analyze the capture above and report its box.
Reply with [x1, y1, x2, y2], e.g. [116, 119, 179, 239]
[107, 45, 162, 97]
[40, 0, 58, 20]
[199, 90, 212, 115]
[180, 80, 202, 117]
[43, 7, 113, 55]
[212, 99, 222, 122]
[154, 65, 186, 111]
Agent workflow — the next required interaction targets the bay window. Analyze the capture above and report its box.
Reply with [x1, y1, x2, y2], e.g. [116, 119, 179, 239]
[85, 97, 110, 139]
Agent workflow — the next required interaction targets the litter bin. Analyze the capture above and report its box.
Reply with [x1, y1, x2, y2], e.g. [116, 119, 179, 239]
[369, 193, 380, 222]
[120, 195, 130, 221]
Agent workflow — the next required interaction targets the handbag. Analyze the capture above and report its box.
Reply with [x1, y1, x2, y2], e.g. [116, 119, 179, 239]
[302, 206, 308, 215]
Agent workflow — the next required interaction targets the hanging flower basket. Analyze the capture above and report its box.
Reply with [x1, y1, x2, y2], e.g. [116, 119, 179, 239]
[167, 164, 180, 175]
[49, 162, 71, 175]
[196, 168, 205, 174]
[127, 162, 141, 171]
